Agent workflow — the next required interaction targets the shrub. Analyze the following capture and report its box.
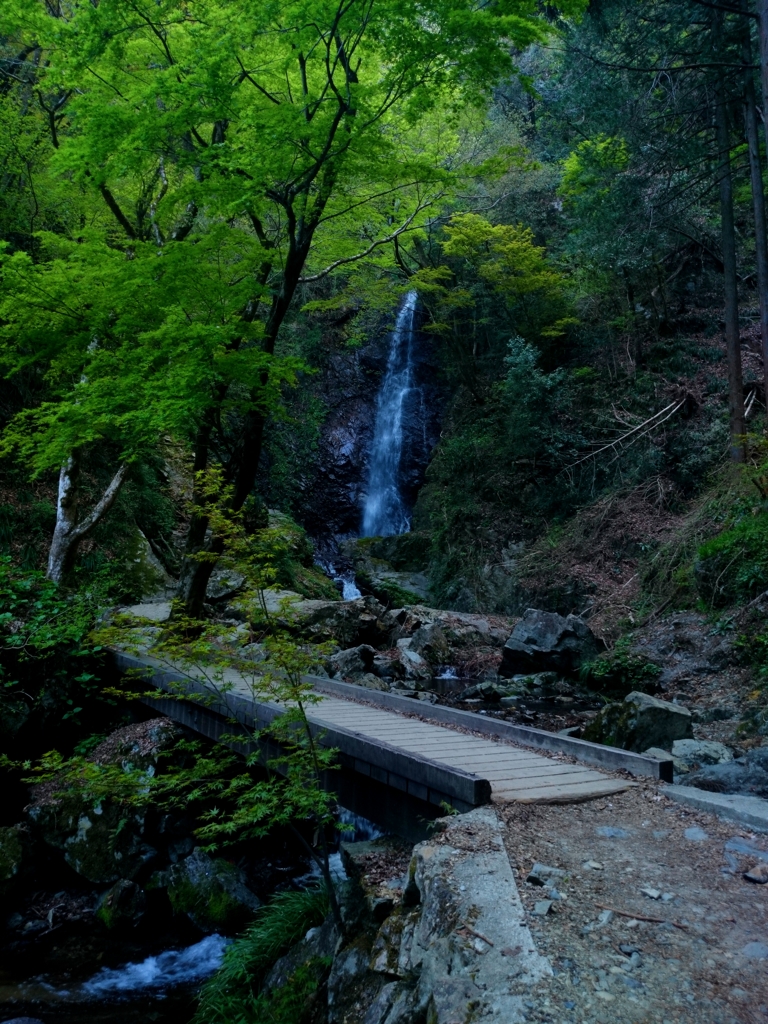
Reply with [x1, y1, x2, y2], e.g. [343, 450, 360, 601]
[580, 637, 661, 696]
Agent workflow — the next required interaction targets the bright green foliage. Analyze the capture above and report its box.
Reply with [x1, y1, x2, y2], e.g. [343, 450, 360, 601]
[194, 887, 330, 1024]
[415, 213, 575, 359]
[560, 135, 630, 200]
[0, 233, 304, 473]
[0, 0, 586, 584]
[0, 556, 106, 740]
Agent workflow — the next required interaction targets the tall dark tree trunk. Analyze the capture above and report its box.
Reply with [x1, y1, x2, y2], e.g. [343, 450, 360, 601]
[714, 12, 746, 461]
[744, 8, 768, 409]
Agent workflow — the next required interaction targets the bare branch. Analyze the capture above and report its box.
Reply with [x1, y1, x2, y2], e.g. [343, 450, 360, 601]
[298, 201, 437, 283]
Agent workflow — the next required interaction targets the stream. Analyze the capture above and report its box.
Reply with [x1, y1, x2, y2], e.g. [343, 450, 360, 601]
[0, 810, 380, 1024]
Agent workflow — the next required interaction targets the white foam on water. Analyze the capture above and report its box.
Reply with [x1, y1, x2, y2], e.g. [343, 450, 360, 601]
[436, 665, 459, 679]
[341, 578, 362, 600]
[337, 807, 384, 842]
[78, 933, 228, 997]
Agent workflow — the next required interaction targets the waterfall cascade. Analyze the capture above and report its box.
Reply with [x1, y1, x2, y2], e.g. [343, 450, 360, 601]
[361, 290, 420, 537]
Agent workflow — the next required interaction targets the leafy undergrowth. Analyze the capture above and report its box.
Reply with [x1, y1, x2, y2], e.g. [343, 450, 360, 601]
[193, 886, 330, 1024]
[580, 635, 662, 696]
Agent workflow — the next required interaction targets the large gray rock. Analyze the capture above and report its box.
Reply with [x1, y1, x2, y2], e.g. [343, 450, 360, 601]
[582, 691, 693, 752]
[683, 746, 768, 798]
[395, 638, 433, 683]
[403, 807, 551, 1023]
[327, 644, 376, 680]
[499, 608, 602, 677]
[287, 595, 390, 648]
[165, 848, 261, 933]
[671, 738, 733, 767]
[26, 719, 179, 884]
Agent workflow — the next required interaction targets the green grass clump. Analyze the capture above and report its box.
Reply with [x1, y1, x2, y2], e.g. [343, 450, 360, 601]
[194, 886, 330, 1024]
[696, 511, 768, 608]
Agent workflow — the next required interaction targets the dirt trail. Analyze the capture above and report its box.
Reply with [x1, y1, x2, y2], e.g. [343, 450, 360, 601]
[497, 786, 768, 1023]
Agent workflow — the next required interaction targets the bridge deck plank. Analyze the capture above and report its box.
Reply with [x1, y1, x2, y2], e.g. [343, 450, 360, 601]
[309, 692, 634, 804]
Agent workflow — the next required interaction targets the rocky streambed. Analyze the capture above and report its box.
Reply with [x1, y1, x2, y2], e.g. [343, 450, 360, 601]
[0, 717, 381, 1024]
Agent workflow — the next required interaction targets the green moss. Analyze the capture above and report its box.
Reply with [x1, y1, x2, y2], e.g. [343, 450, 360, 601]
[167, 862, 244, 929]
[580, 637, 661, 696]
[251, 957, 332, 1024]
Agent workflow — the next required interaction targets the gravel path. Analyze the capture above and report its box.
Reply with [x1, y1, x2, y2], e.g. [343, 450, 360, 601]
[498, 785, 768, 1024]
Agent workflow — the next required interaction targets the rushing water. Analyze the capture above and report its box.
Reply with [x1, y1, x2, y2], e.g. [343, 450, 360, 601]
[78, 935, 228, 997]
[361, 291, 419, 537]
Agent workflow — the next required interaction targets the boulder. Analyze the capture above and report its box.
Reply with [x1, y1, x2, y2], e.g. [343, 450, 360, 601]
[372, 654, 400, 679]
[396, 639, 433, 683]
[207, 568, 246, 601]
[327, 645, 376, 680]
[644, 746, 689, 775]
[683, 746, 768, 798]
[96, 878, 147, 929]
[289, 595, 389, 648]
[26, 718, 179, 884]
[27, 791, 155, 885]
[166, 848, 261, 932]
[355, 673, 390, 692]
[582, 691, 693, 752]
[499, 608, 602, 677]
[671, 739, 733, 767]
[408, 623, 451, 666]
[458, 681, 519, 702]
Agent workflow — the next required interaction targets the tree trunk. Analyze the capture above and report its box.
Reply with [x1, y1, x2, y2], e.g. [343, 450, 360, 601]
[47, 456, 128, 583]
[179, 234, 313, 616]
[714, 13, 746, 461]
[759, 0, 768, 147]
[744, 8, 768, 409]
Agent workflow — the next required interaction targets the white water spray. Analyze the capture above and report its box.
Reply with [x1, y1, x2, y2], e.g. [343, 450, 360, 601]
[361, 291, 419, 537]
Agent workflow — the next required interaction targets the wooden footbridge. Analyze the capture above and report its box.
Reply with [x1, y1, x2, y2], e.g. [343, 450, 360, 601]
[115, 653, 671, 837]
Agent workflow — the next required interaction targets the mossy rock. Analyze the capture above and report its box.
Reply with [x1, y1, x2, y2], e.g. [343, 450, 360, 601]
[255, 956, 331, 1024]
[167, 849, 261, 933]
[27, 791, 151, 884]
[26, 719, 179, 884]
[96, 878, 147, 929]
[582, 691, 693, 752]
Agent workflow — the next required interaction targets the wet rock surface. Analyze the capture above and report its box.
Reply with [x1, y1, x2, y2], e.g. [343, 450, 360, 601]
[95, 879, 147, 930]
[298, 313, 442, 544]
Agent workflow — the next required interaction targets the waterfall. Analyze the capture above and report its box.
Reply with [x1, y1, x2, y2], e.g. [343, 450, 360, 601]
[361, 290, 419, 537]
